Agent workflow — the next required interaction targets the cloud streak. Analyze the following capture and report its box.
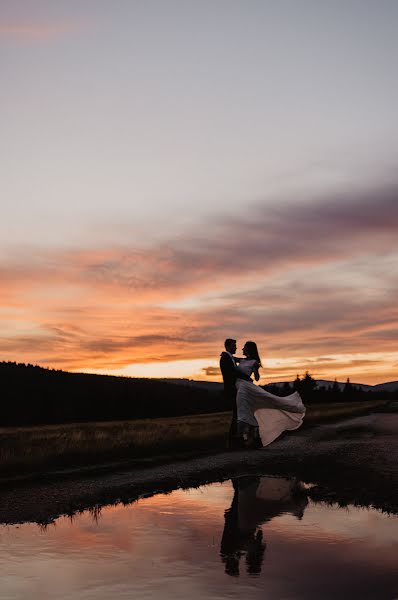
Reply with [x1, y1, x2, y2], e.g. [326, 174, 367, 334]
[79, 183, 398, 299]
[2, 182, 398, 295]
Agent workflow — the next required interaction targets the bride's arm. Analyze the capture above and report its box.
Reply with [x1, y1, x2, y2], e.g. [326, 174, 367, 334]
[253, 362, 260, 382]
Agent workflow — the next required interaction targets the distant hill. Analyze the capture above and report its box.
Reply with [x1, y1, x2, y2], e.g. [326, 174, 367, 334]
[371, 381, 398, 392]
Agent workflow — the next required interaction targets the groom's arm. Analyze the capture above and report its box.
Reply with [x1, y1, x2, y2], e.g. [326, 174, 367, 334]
[220, 352, 235, 382]
[220, 353, 251, 382]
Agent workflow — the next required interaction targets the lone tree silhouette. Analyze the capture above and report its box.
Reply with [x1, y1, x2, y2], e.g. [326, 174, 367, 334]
[343, 377, 353, 395]
[293, 374, 301, 391]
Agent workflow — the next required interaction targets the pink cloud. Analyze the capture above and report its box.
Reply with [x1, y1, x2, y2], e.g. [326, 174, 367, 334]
[0, 20, 87, 41]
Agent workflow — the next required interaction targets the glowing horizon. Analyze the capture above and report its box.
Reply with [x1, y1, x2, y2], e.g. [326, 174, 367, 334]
[55, 350, 398, 386]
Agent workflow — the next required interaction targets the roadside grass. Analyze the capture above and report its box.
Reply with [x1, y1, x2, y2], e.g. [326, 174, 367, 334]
[0, 412, 228, 477]
[304, 399, 388, 421]
[0, 400, 388, 478]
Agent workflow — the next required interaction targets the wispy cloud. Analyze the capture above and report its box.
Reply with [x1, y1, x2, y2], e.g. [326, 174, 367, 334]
[76, 183, 398, 299]
[3, 182, 397, 297]
[0, 20, 87, 41]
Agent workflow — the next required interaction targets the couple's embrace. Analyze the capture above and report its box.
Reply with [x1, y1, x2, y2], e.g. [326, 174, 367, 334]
[220, 339, 305, 449]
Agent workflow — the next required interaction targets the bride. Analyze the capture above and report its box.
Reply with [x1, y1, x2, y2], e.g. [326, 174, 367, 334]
[235, 341, 305, 448]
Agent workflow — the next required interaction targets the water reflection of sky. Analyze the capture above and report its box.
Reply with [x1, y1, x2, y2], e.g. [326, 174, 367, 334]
[0, 477, 397, 599]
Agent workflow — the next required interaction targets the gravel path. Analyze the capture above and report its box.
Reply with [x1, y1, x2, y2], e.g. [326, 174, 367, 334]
[1, 409, 397, 525]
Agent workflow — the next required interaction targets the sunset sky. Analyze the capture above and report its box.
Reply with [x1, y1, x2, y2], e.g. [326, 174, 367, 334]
[1, 1, 398, 384]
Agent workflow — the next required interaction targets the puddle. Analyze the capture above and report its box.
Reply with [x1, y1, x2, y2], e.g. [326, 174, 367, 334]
[0, 476, 397, 599]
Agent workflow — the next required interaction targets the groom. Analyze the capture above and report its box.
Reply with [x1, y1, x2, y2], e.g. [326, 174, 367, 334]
[220, 338, 251, 449]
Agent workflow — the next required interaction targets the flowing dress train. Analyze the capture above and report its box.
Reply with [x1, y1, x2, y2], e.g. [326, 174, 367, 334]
[235, 360, 305, 447]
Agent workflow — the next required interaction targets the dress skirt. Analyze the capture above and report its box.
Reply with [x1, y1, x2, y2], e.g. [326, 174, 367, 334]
[236, 380, 306, 447]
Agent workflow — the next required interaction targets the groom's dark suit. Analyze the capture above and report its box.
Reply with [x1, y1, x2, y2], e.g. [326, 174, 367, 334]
[220, 351, 251, 446]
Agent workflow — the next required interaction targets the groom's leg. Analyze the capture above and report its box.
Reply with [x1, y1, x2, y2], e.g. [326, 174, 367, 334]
[228, 393, 241, 449]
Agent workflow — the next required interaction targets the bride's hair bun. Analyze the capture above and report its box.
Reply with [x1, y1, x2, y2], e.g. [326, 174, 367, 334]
[245, 341, 262, 367]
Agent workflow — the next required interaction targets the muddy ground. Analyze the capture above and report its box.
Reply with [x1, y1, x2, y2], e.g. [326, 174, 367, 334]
[1, 408, 397, 525]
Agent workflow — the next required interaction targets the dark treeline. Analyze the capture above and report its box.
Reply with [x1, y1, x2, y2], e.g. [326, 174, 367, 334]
[1, 363, 396, 427]
[266, 371, 398, 404]
[0, 362, 225, 426]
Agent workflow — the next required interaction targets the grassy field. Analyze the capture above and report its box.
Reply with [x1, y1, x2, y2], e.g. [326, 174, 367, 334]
[0, 399, 389, 478]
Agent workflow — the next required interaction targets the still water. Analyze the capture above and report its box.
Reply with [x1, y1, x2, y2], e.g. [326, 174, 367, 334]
[1, 476, 397, 600]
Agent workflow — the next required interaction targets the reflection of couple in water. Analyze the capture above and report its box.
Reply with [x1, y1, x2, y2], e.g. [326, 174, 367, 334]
[220, 339, 306, 449]
[220, 476, 308, 577]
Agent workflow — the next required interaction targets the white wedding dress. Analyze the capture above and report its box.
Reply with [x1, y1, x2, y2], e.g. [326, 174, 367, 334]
[235, 359, 305, 447]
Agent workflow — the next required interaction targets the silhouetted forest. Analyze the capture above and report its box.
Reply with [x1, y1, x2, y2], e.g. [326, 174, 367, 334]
[267, 371, 398, 404]
[0, 362, 225, 426]
[1, 363, 396, 427]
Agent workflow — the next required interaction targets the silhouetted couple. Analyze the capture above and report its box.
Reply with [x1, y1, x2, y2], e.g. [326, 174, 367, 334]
[220, 339, 305, 449]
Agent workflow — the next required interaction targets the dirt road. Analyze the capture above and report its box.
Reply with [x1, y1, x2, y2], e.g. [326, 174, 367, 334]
[1, 408, 397, 525]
